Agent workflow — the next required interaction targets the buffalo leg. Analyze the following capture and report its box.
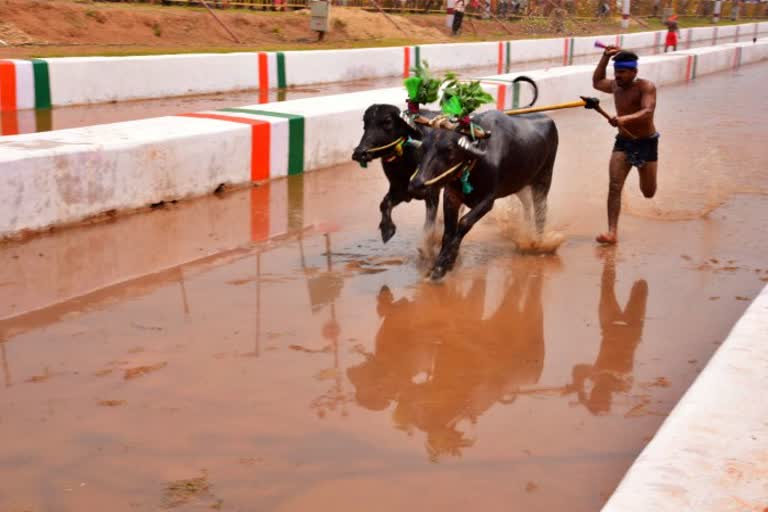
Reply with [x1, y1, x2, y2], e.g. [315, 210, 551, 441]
[424, 189, 439, 231]
[379, 191, 404, 243]
[431, 191, 495, 280]
[517, 186, 534, 228]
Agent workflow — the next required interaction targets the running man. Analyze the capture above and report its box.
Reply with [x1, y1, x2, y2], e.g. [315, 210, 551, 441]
[592, 48, 659, 245]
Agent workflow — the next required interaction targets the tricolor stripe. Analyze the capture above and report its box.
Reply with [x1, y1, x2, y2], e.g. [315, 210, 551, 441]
[733, 46, 743, 69]
[685, 54, 698, 81]
[497, 41, 512, 74]
[653, 32, 662, 54]
[563, 37, 576, 66]
[0, 61, 17, 112]
[179, 112, 271, 182]
[754, 23, 760, 41]
[615, 34, 621, 47]
[686, 28, 693, 49]
[222, 108, 305, 176]
[0, 111, 18, 135]
[712, 26, 719, 46]
[735, 25, 740, 42]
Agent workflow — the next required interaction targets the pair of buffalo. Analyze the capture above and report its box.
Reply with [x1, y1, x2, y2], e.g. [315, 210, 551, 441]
[352, 77, 559, 280]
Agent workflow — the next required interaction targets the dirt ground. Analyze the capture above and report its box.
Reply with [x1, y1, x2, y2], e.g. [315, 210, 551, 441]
[0, 0, 744, 58]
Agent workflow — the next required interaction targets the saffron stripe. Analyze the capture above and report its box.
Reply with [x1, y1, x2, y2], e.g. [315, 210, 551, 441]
[498, 42, 503, 74]
[563, 38, 569, 66]
[223, 108, 305, 176]
[403, 46, 411, 78]
[276, 52, 287, 89]
[32, 59, 51, 110]
[179, 113, 271, 182]
[496, 84, 506, 110]
[0, 61, 17, 111]
[258, 52, 269, 104]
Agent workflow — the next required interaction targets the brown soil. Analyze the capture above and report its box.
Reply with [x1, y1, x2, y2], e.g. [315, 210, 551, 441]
[0, 0, 671, 58]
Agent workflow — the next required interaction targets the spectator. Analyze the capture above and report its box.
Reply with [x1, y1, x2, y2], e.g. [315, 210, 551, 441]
[452, 0, 466, 35]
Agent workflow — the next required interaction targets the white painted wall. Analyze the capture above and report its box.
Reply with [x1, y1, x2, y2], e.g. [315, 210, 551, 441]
[46, 53, 260, 106]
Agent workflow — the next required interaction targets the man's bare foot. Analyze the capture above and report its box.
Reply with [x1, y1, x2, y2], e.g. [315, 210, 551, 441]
[596, 232, 618, 244]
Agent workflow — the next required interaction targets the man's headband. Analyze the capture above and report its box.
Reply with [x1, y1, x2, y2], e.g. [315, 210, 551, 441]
[614, 60, 638, 70]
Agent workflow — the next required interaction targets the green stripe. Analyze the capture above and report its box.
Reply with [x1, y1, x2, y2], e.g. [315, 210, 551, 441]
[568, 37, 575, 64]
[619, 35, 624, 47]
[692, 55, 698, 79]
[223, 108, 305, 175]
[512, 81, 520, 109]
[414, 46, 421, 69]
[31, 59, 51, 109]
[505, 41, 511, 73]
[276, 52, 287, 89]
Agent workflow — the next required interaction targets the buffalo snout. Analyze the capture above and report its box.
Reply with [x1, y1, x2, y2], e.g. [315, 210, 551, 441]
[351, 146, 371, 164]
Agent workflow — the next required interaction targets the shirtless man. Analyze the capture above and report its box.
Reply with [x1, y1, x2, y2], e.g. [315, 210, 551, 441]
[592, 48, 658, 244]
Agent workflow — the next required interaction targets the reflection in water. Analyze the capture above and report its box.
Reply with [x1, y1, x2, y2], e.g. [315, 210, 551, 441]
[347, 257, 558, 461]
[569, 248, 648, 415]
[300, 233, 352, 419]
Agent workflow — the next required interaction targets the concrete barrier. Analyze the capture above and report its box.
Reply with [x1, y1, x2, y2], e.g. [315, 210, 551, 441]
[601, 284, 768, 512]
[1, 39, 767, 239]
[2, 23, 767, 113]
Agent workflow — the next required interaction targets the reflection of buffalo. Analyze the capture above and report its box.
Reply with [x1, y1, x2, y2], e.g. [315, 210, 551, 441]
[570, 250, 648, 415]
[347, 257, 557, 460]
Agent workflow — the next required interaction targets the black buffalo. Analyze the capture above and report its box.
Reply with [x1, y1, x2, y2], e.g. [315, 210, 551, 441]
[409, 110, 559, 280]
[351, 105, 439, 244]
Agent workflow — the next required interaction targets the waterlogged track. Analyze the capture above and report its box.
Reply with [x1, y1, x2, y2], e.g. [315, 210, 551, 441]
[0, 63, 767, 512]
[0, 35, 759, 135]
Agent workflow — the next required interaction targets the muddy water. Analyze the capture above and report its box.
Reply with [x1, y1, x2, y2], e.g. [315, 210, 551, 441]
[1, 35, 758, 136]
[1, 63, 767, 512]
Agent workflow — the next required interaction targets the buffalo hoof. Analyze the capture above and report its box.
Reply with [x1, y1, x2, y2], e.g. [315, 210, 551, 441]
[429, 265, 448, 281]
[380, 222, 396, 243]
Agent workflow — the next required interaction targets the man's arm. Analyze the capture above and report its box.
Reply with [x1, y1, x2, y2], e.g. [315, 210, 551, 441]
[616, 81, 656, 125]
[593, 47, 619, 93]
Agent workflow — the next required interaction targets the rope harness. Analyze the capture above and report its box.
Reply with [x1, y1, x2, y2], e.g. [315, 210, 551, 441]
[358, 136, 407, 168]
[411, 159, 477, 195]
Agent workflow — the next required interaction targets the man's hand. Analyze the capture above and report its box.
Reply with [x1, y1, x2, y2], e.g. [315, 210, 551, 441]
[603, 45, 621, 57]
[609, 116, 625, 127]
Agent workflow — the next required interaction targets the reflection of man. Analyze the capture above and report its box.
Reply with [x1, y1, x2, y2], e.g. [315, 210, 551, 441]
[570, 249, 648, 415]
[347, 258, 554, 460]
